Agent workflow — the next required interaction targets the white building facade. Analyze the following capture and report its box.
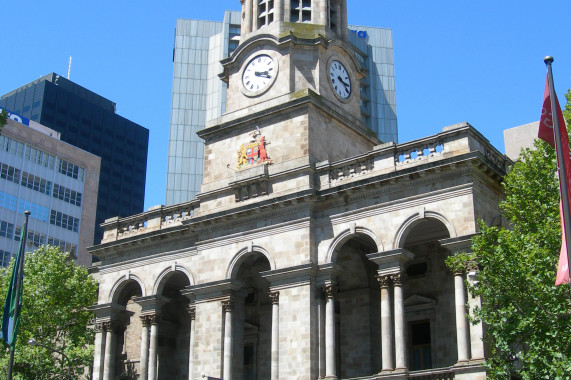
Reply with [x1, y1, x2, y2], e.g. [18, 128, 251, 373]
[0, 110, 100, 266]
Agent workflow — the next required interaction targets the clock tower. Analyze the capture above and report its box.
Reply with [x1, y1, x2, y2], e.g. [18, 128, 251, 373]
[197, 0, 379, 210]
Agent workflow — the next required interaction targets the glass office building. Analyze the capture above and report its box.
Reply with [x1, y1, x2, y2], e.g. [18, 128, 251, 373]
[166, 11, 397, 205]
[0, 112, 100, 266]
[0, 74, 149, 245]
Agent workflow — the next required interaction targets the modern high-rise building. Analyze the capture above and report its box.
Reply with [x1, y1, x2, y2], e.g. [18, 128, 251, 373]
[0, 110, 100, 266]
[166, 10, 397, 205]
[0, 74, 149, 245]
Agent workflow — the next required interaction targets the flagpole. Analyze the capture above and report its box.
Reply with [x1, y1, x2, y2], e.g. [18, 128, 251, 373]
[545, 56, 571, 282]
[6, 211, 30, 380]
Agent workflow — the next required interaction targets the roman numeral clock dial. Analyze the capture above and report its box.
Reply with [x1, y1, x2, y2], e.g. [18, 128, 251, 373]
[329, 60, 351, 100]
[242, 54, 277, 96]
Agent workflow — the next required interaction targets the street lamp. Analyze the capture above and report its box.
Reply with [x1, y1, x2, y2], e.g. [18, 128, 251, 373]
[27, 338, 72, 380]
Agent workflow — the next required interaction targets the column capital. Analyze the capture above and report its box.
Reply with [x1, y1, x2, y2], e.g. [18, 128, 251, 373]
[323, 283, 338, 299]
[390, 273, 406, 287]
[188, 305, 196, 320]
[94, 322, 105, 333]
[269, 291, 280, 304]
[376, 274, 391, 289]
[146, 314, 161, 326]
[140, 314, 153, 327]
[222, 299, 235, 312]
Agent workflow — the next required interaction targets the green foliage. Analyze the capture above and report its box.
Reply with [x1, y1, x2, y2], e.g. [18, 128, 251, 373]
[447, 89, 571, 379]
[0, 109, 7, 135]
[0, 245, 97, 379]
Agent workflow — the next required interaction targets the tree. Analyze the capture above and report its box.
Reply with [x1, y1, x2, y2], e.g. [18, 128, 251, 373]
[447, 89, 571, 379]
[0, 109, 7, 135]
[0, 246, 98, 379]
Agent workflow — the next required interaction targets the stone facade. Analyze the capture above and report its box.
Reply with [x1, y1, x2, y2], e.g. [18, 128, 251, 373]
[90, 122, 507, 380]
[89, 1, 507, 379]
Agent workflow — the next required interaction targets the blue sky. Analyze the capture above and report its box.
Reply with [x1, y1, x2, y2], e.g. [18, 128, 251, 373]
[2, 0, 570, 210]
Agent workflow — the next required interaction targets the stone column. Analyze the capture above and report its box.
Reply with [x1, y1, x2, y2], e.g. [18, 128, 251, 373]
[139, 316, 151, 380]
[339, 0, 348, 40]
[318, 294, 326, 379]
[377, 275, 394, 371]
[92, 322, 106, 380]
[274, 0, 283, 23]
[188, 306, 196, 380]
[252, 0, 259, 31]
[392, 274, 406, 370]
[242, 0, 253, 34]
[102, 322, 117, 380]
[324, 283, 337, 379]
[223, 299, 235, 380]
[148, 314, 161, 380]
[270, 291, 280, 380]
[467, 270, 485, 360]
[454, 271, 469, 362]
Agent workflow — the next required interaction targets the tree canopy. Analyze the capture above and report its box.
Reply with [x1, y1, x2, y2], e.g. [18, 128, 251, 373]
[447, 90, 571, 379]
[0, 245, 98, 380]
[0, 109, 7, 134]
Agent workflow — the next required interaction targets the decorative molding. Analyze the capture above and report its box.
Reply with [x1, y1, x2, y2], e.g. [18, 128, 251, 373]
[269, 291, 280, 304]
[323, 283, 337, 299]
[376, 274, 391, 289]
[390, 273, 405, 287]
[222, 299, 235, 312]
[188, 306, 196, 320]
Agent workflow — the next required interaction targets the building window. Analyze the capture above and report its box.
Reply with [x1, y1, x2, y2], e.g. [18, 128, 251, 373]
[49, 210, 80, 232]
[20, 172, 52, 195]
[57, 158, 85, 182]
[1, 163, 21, 184]
[47, 237, 77, 258]
[258, 0, 274, 28]
[291, 0, 311, 22]
[328, 0, 337, 32]
[52, 184, 82, 207]
[228, 25, 241, 55]
[0, 221, 14, 240]
[0, 136, 25, 157]
[25, 146, 56, 169]
[410, 320, 432, 370]
[0, 250, 11, 267]
[14, 227, 46, 248]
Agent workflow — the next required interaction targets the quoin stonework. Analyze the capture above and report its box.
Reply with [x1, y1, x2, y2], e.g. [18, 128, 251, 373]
[89, 1, 508, 379]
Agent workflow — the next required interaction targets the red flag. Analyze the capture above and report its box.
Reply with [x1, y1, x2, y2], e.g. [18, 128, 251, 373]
[556, 202, 570, 285]
[538, 73, 571, 285]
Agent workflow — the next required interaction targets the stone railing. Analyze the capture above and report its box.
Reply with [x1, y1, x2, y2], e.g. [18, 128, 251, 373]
[101, 200, 199, 243]
[317, 122, 509, 189]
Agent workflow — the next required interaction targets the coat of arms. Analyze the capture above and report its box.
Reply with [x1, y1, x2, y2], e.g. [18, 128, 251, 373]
[236, 127, 272, 170]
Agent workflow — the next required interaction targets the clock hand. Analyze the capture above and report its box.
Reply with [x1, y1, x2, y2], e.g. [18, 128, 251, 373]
[255, 71, 271, 78]
[337, 76, 350, 89]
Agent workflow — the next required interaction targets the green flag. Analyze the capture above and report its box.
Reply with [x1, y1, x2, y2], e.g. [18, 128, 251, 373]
[0, 212, 30, 348]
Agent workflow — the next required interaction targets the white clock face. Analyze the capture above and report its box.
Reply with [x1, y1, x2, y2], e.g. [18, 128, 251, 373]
[242, 54, 276, 93]
[329, 60, 351, 99]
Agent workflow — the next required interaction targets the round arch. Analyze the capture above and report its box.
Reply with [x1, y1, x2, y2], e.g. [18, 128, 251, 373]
[226, 245, 277, 280]
[108, 273, 146, 305]
[393, 210, 456, 249]
[153, 264, 195, 296]
[326, 226, 383, 264]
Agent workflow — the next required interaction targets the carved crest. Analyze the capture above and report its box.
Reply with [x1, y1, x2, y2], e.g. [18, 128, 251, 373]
[236, 127, 272, 170]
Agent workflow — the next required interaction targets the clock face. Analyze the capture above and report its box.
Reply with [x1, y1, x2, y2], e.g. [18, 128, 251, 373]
[242, 54, 277, 94]
[329, 60, 351, 99]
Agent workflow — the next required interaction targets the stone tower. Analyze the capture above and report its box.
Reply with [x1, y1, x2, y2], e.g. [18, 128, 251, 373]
[199, 0, 378, 212]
